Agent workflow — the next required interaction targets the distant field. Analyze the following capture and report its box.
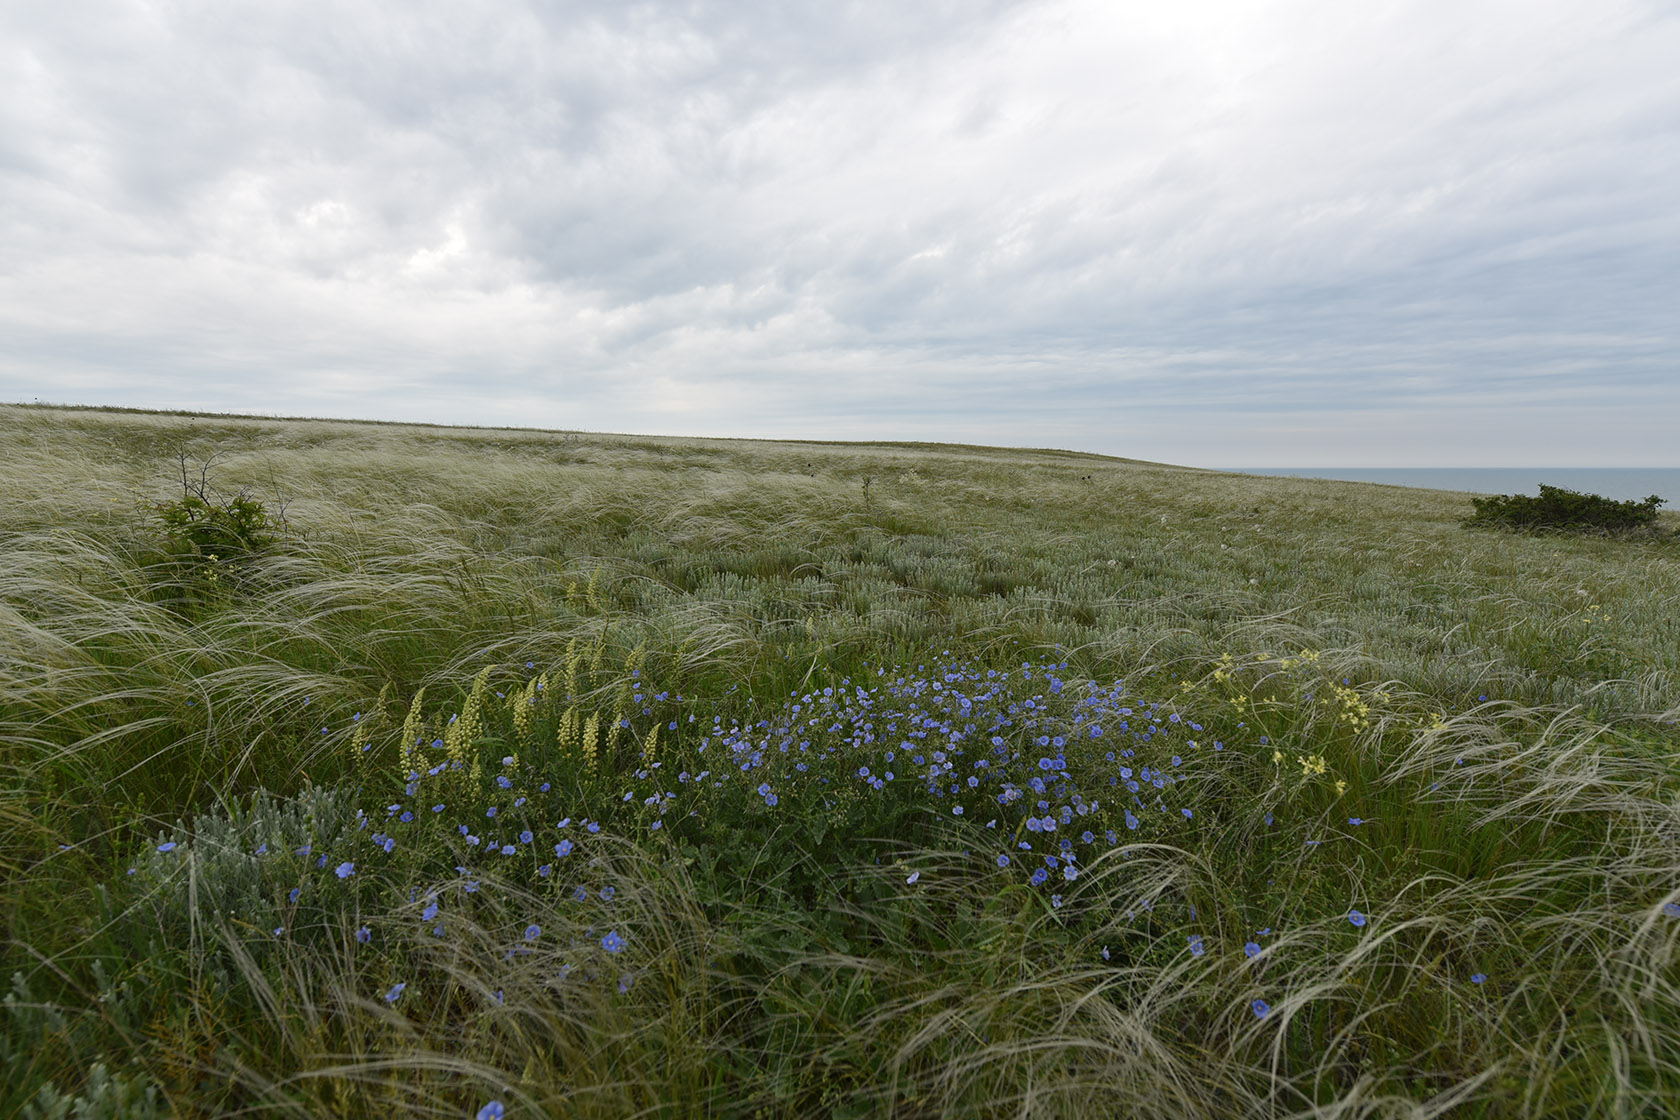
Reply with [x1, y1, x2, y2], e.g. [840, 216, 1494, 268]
[3, 403, 1677, 1118]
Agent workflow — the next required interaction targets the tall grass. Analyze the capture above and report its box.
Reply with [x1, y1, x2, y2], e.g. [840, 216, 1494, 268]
[2, 403, 1677, 1118]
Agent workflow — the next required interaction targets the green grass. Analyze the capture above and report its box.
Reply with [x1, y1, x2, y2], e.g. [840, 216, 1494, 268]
[2, 401, 1678, 1118]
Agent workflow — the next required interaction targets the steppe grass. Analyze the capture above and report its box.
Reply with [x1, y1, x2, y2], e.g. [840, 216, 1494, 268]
[2, 403, 1678, 1118]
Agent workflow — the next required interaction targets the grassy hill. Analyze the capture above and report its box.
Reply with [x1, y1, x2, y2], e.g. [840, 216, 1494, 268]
[3, 402, 1677, 1118]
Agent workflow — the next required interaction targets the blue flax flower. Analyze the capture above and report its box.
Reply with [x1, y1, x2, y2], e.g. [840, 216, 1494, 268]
[601, 930, 626, 953]
[1348, 910, 1367, 928]
[1251, 999, 1270, 1019]
[335, 861, 355, 879]
[525, 924, 541, 940]
[477, 1101, 505, 1120]
[383, 982, 406, 1003]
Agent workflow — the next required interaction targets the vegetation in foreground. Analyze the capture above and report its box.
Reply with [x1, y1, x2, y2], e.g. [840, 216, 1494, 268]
[2, 403, 1678, 1118]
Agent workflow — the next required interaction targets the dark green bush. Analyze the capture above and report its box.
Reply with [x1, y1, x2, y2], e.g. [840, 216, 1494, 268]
[1463, 484, 1666, 536]
[151, 492, 274, 560]
[146, 451, 277, 563]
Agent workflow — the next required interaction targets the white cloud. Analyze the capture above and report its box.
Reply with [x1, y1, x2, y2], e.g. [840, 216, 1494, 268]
[2, 0, 1676, 463]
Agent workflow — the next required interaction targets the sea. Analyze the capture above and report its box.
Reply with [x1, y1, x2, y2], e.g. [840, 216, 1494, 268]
[1225, 469, 1680, 505]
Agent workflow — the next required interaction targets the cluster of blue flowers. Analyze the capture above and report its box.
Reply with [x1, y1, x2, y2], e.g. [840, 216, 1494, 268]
[136, 652, 1662, 1054]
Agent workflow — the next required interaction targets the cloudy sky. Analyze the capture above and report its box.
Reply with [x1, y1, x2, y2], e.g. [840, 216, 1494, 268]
[3, 0, 1676, 466]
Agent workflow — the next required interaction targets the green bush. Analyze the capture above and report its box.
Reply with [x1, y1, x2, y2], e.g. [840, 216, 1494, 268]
[1463, 484, 1666, 536]
[145, 450, 279, 561]
[136, 451, 285, 615]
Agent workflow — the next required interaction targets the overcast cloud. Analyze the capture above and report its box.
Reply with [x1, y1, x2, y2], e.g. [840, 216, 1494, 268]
[3, 0, 1676, 465]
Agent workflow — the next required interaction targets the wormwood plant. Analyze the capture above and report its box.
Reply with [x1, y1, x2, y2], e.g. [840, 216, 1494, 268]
[1463, 484, 1668, 537]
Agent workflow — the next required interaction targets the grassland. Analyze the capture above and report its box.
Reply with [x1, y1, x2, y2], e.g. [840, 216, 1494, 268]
[2, 402, 1677, 1119]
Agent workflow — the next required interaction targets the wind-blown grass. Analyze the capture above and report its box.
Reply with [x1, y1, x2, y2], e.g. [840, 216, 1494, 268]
[2, 403, 1677, 1118]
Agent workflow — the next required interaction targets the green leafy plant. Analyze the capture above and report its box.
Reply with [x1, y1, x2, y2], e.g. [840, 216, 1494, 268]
[147, 450, 278, 562]
[1463, 484, 1667, 536]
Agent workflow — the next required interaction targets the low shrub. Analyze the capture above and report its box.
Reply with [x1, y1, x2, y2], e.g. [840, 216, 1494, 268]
[1463, 484, 1666, 536]
[146, 451, 276, 563]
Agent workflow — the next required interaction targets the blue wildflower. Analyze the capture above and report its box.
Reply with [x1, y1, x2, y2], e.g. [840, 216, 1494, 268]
[602, 930, 626, 953]
[383, 982, 406, 1003]
[478, 1102, 505, 1120]
[157, 841, 177, 853]
[1471, 973, 1487, 984]
[1244, 941, 1261, 958]
[1349, 910, 1367, 927]
[356, 926, 371, 943]
[335, 861, 355, 879]
[1252, 999, 1270, 1018]
[525, 924, 542, 940]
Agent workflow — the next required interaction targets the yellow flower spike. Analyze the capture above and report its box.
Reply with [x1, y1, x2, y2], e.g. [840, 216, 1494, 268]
[512, 677, 539, 751]
[445, 667, 493, 791]
[400, 687, 427, 781]
[581, 711, 600, 775]
[1335, 779, 1347, 796]
[557, 705, 578, 758]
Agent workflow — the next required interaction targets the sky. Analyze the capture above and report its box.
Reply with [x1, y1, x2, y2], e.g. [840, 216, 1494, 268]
[3, 0, 1677, 467]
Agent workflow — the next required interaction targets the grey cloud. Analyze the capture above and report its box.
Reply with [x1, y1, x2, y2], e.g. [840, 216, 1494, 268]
[1, 0, 1676, 464]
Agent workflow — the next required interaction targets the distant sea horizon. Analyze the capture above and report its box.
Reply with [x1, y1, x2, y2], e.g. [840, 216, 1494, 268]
[1221, 468, 1680, 505]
